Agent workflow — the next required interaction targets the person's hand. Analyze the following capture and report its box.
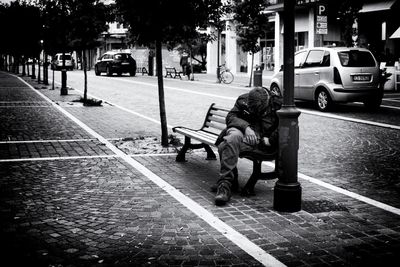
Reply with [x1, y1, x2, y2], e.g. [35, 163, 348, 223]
[244, 127, 258, 145]
[262, 137, 271, 146]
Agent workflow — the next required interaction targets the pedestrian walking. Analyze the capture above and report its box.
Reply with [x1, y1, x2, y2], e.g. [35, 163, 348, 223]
[214, 87, 282, 205]
[180, 53, 190, 79]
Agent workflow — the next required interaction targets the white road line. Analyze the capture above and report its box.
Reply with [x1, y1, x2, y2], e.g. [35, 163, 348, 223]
[300, 109, 400, 130]
[120, 78, 238, 100]
[0, 139, 97, 144]
[19, 75, 285, 267]
[0, 106, 50, 108]
[54, 81, 169, 128]
[383, 98, 400, 102]
[58, 79, 400, 131]
[262, 162, 400, 216]
[380, 104, 400, 111]
[0, 155, 117, 163]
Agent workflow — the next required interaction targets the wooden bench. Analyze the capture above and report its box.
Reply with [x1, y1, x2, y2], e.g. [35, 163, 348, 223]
[173, 103, 278, 196]
[165, 67, 182, 79]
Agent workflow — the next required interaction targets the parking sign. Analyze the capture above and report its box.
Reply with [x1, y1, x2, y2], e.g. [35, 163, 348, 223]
[316, 4, 328, 35]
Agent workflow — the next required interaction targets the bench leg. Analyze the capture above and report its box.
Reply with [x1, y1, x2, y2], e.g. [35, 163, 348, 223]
[176, 136, 191, 162]
[241, 160, 261, 196]
[204, 144, 217, 160]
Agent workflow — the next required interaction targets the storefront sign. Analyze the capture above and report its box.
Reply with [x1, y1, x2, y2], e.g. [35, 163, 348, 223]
[316, 4, 328, 35]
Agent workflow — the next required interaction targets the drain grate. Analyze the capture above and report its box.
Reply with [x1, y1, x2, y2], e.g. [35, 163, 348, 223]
[302, 200, 348, 213]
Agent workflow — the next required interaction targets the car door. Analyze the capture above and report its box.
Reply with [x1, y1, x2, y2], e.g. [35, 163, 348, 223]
[100, 54, 110, 72]
[294, 51, 308, 99]
[298, 50, 325, 100]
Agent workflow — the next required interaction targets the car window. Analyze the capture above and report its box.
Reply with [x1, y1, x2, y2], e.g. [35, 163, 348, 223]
[60, 55, 72, 60]
[337, 50, 376, 67]
[303, 50, 324, 68]
[294, 51, 307, 68]
[115, 54, 130, 60]
[321, 51, 330, 67]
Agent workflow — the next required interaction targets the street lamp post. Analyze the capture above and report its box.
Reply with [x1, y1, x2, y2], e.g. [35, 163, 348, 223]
[60, 1, 68, 95]
[273, 0, 302, 212]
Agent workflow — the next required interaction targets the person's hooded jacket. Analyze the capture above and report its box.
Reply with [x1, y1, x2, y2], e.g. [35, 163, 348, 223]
[215, 87, 282, 149]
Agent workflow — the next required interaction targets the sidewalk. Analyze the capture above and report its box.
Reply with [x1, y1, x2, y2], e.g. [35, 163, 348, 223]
[1, 71, 400, 267]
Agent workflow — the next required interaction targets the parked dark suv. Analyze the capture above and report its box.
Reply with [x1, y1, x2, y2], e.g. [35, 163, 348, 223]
[95, 51, 137, 76]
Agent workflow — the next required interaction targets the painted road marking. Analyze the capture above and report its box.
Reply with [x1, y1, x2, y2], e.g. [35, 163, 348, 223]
[262, 162, 400, 217]
[63, 80, 400, 132]
[19, 75, 286, 267]
[0, 138, 97, 144]
[300, 109, 400, 130]
[0, 155, 117, 163]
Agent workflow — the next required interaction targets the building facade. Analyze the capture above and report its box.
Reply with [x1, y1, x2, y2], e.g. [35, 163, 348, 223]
[206, 0, 400, 76]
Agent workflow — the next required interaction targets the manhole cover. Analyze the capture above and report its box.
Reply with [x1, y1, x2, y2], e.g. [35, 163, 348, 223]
[302, 200, 348, 213]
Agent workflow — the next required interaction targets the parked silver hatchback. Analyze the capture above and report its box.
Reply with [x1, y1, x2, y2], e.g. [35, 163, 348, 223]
[269, 47, 382, 111]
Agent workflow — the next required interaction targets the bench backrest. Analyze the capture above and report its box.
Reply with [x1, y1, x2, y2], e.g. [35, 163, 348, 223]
[165, 67, 176, 72]
[201, 103, 230, 136]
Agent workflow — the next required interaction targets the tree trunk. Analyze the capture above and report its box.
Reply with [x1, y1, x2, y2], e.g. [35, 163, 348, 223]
[155, 38, 169, 147]
[22, 57, 26, 76]
[249, 53, 254, 87]
[43, 51, 48, 85]
[31, 58, 36, 79]
[83, 50, 88, 102]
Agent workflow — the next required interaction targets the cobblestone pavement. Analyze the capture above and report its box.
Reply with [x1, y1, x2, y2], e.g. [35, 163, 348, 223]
[1, 71, 400, 267]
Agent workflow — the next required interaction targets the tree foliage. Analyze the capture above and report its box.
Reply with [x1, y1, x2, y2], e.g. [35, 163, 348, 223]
[328, 0, 363, 46]
[232, 0, 270, 54]
[0, 1, 41, 59]
[115, 0, 220, 46]
[115, 0, 224, 146]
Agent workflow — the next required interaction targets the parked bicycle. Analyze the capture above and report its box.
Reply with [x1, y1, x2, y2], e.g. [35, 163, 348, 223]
[218, 64, 234, 84]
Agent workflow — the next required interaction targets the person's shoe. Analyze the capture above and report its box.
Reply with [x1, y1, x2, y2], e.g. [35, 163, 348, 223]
[215, 183, 231, 206]
[211, 179, 239, 193]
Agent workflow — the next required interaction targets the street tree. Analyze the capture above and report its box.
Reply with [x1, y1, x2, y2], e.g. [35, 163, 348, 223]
[115, 0, 222, 146]
[207, 1, 230, 82]
[68, 0, 110, 104]
[232, 0, 270, 87]
[328, 0, 363, 47]
[0, 1, 41, 75]
[38, 0, 74, 95]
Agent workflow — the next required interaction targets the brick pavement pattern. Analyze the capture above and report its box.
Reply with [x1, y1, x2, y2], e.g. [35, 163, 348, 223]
[1, 71, 400, 267]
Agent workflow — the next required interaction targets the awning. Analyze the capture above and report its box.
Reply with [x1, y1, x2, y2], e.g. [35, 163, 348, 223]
[359, 0, 396, 13]
[390, 26, 400, 39]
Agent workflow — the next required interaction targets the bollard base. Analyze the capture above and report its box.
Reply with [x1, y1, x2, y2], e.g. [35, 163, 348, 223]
[273, 181, 302, 212]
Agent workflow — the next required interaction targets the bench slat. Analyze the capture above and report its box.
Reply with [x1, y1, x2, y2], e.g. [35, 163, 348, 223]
[205, 121, 226, 131]
[174, 128, 217, 145]
[207, 115, 225, 124]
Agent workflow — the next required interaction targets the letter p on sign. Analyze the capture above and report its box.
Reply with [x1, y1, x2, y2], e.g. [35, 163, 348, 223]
[318, 5, 326, 16]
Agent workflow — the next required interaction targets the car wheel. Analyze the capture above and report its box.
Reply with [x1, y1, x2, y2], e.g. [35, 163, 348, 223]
[315, 89, 332, 112]
[270, 83, 282, 97]
[106, 66, 112, 76]
[95, 66, 100, 76]
[130, 69, 136, 76]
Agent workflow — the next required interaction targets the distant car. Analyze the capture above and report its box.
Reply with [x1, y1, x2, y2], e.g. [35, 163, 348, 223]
[51, 53, 74, 71]
[95, 51, 137, 76]
[269, 47, 382, 111]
